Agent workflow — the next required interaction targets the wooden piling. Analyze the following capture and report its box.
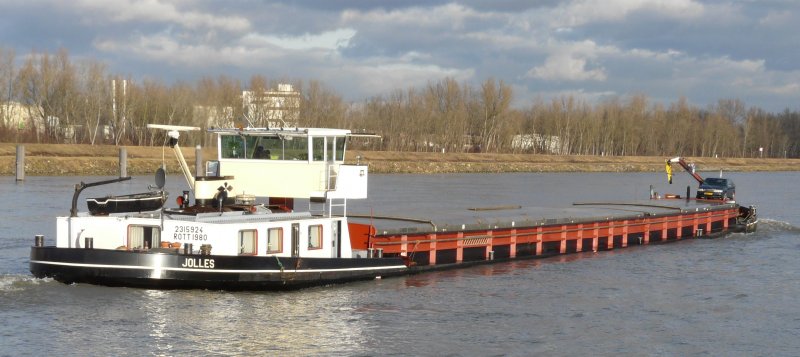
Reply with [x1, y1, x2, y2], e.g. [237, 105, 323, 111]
[195, 145, 203, 177]
[15, 144, 24, 181]
[119, 147, 127, 178]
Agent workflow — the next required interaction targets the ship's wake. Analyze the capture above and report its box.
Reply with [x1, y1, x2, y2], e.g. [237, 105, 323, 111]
[751, 218, 800, 234]
[0, 274, 52, 293]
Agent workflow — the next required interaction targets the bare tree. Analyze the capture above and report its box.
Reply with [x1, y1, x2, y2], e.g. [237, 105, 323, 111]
[0, 48, 16, 140]
[299, 80, 345, 128]
[3, 47, 800, 159]
[78, 61, 111, 144]
[472, 78, 512, 152]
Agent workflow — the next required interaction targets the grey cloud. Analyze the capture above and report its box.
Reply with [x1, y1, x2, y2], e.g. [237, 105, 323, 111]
[1, 0, 799, 112]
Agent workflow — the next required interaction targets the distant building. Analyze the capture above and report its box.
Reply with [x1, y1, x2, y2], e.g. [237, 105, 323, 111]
[195, 105, 235, 129]
[1, 101, 35, 130]
[199, 84, 300, 129]
[0, 101, 48, 135]
[242, 83, 300, 128]
[511, 134, 562, 154]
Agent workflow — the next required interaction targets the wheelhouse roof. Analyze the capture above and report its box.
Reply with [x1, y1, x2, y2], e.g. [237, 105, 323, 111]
[208, 127, 352, 137]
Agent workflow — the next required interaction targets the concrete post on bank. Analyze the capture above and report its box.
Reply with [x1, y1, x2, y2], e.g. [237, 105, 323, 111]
[195, 145, 203, 177]
[15, 144, 24, 181]
[119, 147, 127, 178]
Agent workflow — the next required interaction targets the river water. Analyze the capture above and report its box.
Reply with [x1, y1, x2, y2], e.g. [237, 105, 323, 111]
[1, 171, 799, 356]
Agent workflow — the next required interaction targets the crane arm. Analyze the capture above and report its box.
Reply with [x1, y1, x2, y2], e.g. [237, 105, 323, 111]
[666, 157, 704, 185]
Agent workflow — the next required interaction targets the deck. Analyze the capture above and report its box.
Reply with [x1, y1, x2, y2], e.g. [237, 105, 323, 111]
[349, 198, 736, 235]
[347, 198, 742, 267]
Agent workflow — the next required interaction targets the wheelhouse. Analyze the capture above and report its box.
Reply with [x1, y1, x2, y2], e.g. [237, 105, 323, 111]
[205, 127, 367, 202]
[217, 128, 347, 162]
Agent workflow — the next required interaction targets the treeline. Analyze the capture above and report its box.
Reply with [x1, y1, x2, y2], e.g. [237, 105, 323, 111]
[353, 80, 799, 158]
[1, 48, 798, 158]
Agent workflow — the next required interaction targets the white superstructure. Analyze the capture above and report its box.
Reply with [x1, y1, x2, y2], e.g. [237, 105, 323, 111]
[55, 124, 373, 260]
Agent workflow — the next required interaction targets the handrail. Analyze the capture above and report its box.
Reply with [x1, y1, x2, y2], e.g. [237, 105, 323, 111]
[573, 202, 685, 211]
[348, 214, 437, 231]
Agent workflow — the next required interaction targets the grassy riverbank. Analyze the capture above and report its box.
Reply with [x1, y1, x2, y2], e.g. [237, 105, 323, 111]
[1, 143, 798, 176]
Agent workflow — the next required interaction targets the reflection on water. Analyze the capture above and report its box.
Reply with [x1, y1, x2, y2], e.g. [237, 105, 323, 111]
[120, 288, 373, 355]
[143, 290, 173, 355]
[1, 172, 800, 355]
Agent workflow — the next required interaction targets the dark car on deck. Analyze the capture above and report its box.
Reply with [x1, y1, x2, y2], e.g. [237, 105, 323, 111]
[696, 177, 735, 200]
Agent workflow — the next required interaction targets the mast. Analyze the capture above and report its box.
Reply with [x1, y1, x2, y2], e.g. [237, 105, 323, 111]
[147, 124, 200, 190]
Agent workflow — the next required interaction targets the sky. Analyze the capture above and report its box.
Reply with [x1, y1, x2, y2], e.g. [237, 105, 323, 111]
[1, 0, 799, 112]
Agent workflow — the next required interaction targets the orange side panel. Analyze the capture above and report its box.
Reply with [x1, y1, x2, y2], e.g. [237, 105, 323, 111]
[348, 222, 374, 250]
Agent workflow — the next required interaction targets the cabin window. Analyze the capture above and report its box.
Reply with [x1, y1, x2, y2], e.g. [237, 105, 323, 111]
[251, 136, 283, 159]
[326, 137, 335, 162]
[128, 225, 160, 250]
[221, 135, 246, 159]
[267, 228, 283, 253]
[312, 137, 324, 161]
[335, 137, 345, 161]
[308, 225, 322, 250]
[283, 136, 308, 160]
[239, 229, 257, 255]
[222, 134, 313, 161]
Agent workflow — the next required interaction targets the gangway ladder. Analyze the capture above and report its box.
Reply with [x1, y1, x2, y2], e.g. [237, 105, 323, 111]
[327, 163, 338, 191]
[325, 164, 346, 217]
[328, 197, 347, 218]
[308, 196, 347, 217]
[307, 196, 347, 217]
[308, 164, 347, 217]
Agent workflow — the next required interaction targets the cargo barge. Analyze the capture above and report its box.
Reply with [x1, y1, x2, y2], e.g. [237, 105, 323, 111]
[29, 124, 757, 290]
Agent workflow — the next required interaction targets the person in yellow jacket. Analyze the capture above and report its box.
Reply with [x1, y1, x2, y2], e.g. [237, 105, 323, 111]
[665, 160, 673, 184]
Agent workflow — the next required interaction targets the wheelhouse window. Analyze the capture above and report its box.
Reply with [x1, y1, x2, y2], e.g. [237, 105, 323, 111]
[313, 136, 345, 162]
[239, 229, 257, 255]
[221, 134, 309, 161]
[312, 137, 324, 161]
[335, 137, 346, 161]
[283, 136, 308, 160]
[221, 135, 246, 159]
[128, 225, 160, 250]
[308, 225, 322, 250]
[267, 228, 283, 253]
[246, 136, 284, 159]
[326, 137, 335, 162]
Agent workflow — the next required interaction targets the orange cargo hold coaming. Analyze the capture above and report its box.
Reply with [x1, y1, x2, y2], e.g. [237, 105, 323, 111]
[349, 199, 753, 268]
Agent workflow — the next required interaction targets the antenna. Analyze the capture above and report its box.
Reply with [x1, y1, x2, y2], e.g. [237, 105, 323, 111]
[146, 124, 201, 132]
[241, 114, 256, 129]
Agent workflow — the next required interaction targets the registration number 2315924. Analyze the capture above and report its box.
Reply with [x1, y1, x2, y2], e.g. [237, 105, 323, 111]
[173, 225, 208, 241]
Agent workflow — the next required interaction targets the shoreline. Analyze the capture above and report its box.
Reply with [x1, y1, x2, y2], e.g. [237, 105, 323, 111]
[1, 143, 798, 176]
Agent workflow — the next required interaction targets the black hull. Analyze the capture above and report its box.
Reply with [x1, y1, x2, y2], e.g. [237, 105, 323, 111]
[30, 247, 408, 290]
[30, 220, 756, 290]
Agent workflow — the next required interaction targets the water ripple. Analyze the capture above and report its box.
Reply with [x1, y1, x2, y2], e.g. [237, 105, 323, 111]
[1, 173, 800, 356]
[757, 218, 800, 233]
[0, 274, 51, 293]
